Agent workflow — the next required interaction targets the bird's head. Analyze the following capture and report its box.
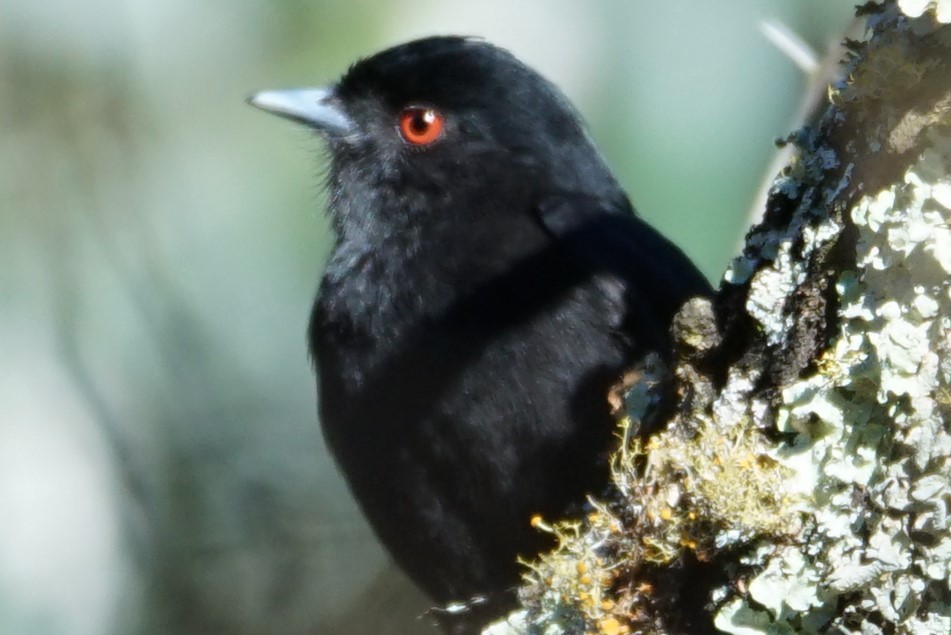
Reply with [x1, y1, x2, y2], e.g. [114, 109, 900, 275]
[249, 36, 619, 235]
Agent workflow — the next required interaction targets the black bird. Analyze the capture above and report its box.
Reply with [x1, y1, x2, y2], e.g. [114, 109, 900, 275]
[249, 36, 712, 632]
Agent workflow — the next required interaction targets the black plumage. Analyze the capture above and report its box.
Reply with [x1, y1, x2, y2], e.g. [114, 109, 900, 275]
[249, 36, 712, 632]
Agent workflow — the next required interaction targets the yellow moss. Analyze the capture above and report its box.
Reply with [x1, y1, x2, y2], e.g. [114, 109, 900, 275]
[684, 418, 798, 535]
[598, 617, 627, 635]
[520, 400, 802, 631]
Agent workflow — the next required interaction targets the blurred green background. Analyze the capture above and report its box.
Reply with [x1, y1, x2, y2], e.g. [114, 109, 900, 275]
[1, 1, 855, 634]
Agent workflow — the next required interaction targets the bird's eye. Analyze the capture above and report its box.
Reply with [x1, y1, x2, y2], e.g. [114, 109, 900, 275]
[398, 106, 445, 146]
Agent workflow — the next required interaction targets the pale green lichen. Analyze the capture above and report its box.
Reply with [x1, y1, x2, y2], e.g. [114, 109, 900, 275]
[715, 136, 951, 635]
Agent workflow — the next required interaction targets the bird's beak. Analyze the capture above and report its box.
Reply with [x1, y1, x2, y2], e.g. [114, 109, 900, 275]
[247, 87, 354, 137]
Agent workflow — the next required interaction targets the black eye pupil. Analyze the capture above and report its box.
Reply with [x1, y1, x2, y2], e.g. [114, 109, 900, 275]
[411, 111, 430, 133]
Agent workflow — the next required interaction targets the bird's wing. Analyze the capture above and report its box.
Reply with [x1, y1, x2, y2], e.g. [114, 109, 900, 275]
[535, 193, 714, 348]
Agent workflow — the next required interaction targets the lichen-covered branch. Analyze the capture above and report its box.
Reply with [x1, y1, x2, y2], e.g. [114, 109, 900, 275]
[487, 2, 951, 634]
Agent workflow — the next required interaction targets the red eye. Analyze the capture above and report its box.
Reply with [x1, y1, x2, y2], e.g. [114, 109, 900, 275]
[398, 106, 444, 146]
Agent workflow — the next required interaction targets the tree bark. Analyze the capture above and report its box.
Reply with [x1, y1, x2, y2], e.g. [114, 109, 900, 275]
[489, 2, 951, 633]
